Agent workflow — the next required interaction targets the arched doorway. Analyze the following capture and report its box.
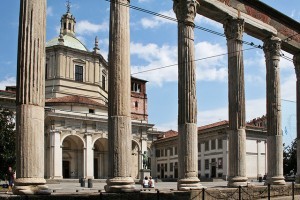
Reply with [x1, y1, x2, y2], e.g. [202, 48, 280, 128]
[62, 135, 84, 179]
[131, 141, 140, 179]
[94, 138, 108, 179]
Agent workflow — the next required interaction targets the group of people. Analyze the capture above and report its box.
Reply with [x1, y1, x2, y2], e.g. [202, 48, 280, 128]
[142, 176, 155, 188]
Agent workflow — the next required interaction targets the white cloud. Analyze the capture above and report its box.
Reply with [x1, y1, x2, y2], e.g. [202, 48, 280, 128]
[140, 9, 176, 29]
[198, 98, 266, 126]
[0, 77, 16, 90]
[131, 41, 227, 86]
[47, 7, 54, 17]
[76, 20, 108, 35]
[140, 9, 222, 30]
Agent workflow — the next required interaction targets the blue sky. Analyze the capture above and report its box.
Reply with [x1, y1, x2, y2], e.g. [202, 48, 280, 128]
[0, 0, 299, 144]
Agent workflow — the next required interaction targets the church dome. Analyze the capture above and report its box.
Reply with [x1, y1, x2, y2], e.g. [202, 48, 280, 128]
[46, 35, 88, 51]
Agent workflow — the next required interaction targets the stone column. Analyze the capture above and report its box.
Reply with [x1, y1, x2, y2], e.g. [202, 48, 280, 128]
[257, 140, 261, 179]
[50, 130, 62, 179]
[224, 17, 248, 187]
[173, 0, 202, 190]
[293, 53, 300, 183]
[14, 0, 49, 195]
[263, 36, 285, 185]
[105, 0, 135, 192]
[85, 133, 94, 179]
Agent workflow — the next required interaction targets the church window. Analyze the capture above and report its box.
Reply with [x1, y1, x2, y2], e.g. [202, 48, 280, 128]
[64, 23, 66, 29]
[75, 65, 83, 82]
[89, 109, 95, 114]
[170, 163, 173, 172]
[155, 149, 160, 157]
[205, 159, 209, 170]
[211, 139, 216, 150]
[102, 75, 106, 90]
[218, 158, 223, 169]
[131, 82, 141, 93]
[135, 101, 138, 108]
[218, 139, 223, 149]
[205, 141, 209, 151]
[68, 22, 71, 30]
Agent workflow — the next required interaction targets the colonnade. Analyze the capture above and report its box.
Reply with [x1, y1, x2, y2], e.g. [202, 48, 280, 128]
[14, 0, 300, 195]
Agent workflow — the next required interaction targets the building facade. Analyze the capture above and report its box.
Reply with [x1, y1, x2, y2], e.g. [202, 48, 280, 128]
[152, 120, 267, 181]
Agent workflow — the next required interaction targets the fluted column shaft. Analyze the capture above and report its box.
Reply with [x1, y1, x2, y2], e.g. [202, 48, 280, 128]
[173, 0, 201, 190]
[293, 53, 300, 183]
[224, 18, 248, 187]
[14, 0, 49, 195]
[264, 36, 285, 185]
[105, 0, 135, 192]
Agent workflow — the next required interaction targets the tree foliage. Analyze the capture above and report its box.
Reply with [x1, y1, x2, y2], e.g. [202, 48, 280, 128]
[0, 107, 16, 180]
[283, 138, 297, 175]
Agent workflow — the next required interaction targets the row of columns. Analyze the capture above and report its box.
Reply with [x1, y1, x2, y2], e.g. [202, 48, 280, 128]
[14, 0, 300, 195]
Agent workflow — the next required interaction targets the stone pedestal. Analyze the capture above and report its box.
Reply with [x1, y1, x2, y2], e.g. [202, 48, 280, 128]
[13, 0, 50, 195]
[139, 169, 151, 183]
[105, 0, 135, 192]
[293, 53, 300, 183]
[173, 0, 202, 191]
[224, 17, 248, 187]
[264, 36, 285, 185]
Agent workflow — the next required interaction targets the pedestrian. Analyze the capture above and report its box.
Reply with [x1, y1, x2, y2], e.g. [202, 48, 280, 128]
[149, 176, 155, 188]
[142, 176, 149, 188]
[6, 166, 15, 194]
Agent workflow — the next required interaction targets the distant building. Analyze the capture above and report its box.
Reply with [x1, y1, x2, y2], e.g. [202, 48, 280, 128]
[152, 119, 267, 181]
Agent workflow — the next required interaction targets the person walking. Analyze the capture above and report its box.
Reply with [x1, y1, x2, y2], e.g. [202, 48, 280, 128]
[6, 166, 15, 194]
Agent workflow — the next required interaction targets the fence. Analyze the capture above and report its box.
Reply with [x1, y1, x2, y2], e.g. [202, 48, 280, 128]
[99, 182, 299, 200]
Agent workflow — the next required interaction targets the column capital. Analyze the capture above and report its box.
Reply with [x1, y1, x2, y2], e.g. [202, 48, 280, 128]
[263, 36, 281, 59]
[224, 17, 245, 41]
[173, 0, 198, 26]
[294, 53, 300, 78]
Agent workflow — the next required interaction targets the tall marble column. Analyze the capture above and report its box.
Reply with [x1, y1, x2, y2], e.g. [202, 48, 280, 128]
[224, 17, 248, 187]
[105, 0, 135, 192]
[173, 0, 202, 190]
[293, 53, 300, 183]
[14, 0, 50, 195]
[85, 133, 94, 179]
[264, 36, 285, 185]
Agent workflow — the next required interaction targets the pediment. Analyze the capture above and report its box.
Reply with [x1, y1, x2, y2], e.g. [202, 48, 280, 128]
[73, 58, 86, 64]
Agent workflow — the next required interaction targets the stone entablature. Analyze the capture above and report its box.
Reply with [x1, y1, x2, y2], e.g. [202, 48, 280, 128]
[197, 0, 300, 53]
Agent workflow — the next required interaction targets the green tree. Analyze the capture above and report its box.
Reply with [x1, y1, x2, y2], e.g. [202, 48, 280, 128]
[0, 107, 16, 180]
[283, 138, 297, 175]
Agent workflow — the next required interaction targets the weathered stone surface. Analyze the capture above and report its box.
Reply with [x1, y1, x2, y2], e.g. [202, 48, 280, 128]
[224, 17, 247, 187]
[174, 0, 201, 190]
[105, 0, 134, 192]
[14, 0, 49, 195]
[263, 36, 285, 185]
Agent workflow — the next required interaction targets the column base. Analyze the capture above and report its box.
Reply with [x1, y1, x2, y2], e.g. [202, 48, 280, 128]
[105, 177, 135, 192]
[265, 176, 286, 185]
[228, 176, 248, 187]
[13, 178, 51, 195]
[177, 177, 202, 191]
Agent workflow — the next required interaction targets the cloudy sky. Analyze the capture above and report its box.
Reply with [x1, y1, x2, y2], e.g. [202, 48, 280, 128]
[0, 0, 299, 144]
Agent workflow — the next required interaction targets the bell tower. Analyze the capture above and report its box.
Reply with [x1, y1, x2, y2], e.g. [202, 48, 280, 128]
[60, 0, 76, 37]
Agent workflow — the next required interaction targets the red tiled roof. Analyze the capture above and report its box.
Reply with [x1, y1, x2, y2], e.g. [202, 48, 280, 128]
[46, 95, 106, 107]
[164, 130, 178, 138]
[198, 120, 229, 131]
